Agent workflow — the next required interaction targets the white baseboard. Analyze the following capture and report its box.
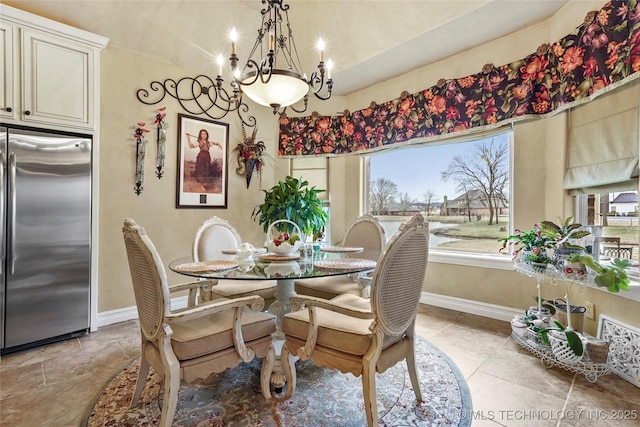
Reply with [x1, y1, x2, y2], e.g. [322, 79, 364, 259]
[95, 296, 189, 328]
[96, 293, 518, 328]
[420, 292, 521, 322]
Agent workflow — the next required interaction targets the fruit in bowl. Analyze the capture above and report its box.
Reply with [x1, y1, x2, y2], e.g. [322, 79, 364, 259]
[265, 232, 302, 255]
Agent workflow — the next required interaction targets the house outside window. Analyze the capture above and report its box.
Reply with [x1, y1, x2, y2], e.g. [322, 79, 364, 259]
[365, 131, 512, 261]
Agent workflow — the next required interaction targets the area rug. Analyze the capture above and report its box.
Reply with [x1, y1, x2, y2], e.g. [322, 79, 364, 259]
[83, 337, 471, 426]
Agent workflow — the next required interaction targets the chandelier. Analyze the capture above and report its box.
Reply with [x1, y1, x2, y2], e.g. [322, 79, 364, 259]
[136, 0, 333, 127]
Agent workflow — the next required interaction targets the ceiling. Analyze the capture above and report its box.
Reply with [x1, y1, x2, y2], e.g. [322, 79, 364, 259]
[4, 0, 572, 96]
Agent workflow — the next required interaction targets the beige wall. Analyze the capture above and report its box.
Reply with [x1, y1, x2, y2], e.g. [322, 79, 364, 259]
[96, 0, 638, 334]
[99, 47, 293, 312]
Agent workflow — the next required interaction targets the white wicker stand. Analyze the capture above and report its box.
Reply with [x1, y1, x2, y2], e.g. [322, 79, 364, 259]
[512, 262, 612, 383]
[511, 331, 611, 382]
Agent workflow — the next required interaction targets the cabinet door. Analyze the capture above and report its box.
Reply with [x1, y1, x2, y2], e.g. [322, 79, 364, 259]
[21, 28, 95, 130]
[0, 21, 17, 121]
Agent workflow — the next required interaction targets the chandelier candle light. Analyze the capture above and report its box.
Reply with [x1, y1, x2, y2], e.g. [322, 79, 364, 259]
[136, 0, 334, 126]
[227, 0, 334, 114]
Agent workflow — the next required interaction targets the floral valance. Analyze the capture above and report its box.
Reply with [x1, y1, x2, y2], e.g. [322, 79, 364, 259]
[278, 0, 640, 157]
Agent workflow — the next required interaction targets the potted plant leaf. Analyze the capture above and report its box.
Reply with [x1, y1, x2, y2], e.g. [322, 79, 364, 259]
[561, 252, 587, 276]
[522, 252, 552, 272]
[252, 176, 329, 242]
[536, 319, 585, 361]
[498, 224, 553, 260]
[579, 256, 632, 293]
[539, 216, 591, 263]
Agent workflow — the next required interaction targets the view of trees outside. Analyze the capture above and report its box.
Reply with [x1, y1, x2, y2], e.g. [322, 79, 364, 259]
[367, 133, 638, 264]
[368, 133, 511, 253]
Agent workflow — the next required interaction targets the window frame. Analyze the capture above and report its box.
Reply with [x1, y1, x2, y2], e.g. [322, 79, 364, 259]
[363, 129, 515, 270]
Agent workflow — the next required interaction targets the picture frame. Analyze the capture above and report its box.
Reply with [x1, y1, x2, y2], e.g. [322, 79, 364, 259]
[176, 114, 229, 208]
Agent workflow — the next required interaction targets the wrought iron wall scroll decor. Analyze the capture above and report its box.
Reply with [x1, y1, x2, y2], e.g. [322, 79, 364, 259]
[136, 75, 257, 128]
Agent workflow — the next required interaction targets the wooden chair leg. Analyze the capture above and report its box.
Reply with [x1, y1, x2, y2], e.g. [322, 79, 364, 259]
[159, 364, 180, 427]
[159, 327, 180, 427]
[261, 343, 276, 399]
[130, 355, 150, 407]
[406, 345, 423, 402]
[406, 328, 423, 402]
[281, 343, 298, 399]
[362, 359, 379, 427]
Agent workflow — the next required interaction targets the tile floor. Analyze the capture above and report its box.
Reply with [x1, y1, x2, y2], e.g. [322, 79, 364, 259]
[1, 305, 639, 426]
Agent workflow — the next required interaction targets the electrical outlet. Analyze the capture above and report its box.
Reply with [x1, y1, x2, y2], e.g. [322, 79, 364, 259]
[585, 301, 595, 320]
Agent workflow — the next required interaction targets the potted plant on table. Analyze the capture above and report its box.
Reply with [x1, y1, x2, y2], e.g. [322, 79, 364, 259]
[522, 252, 553, 272]
[536, 319, 585, 362]
[561, 252, 587, 276]
[252, 176, 329, 242]
[498, 224, 553, 261]
[579, 256, 632, 293]
[539, 217, 591, 263]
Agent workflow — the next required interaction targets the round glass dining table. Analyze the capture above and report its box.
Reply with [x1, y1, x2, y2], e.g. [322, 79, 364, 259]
[169, 249, 375, 335]
[169, 248, 376, 391]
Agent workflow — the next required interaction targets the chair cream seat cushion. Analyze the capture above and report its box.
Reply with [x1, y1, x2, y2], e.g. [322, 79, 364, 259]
[283, 294, 376, 356]
[207, 280, 276, 303]
[170, 308, 276, 360]
[294, 276, 361, 300]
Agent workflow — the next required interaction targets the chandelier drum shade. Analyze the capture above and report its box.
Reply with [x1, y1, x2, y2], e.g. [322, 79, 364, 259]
[136, 0, 333, 126]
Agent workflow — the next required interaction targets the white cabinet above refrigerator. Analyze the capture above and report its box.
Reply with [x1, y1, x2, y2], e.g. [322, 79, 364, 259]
[0, 5, 108, 132]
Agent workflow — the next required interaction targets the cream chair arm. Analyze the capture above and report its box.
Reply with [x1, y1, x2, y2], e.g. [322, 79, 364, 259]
[168, 279, 215, 293]
[289, 295, 375, 320]
[165, 295, 264, 363]
[166, 295, 264, 323]
[289, 295, 376, 360]
[169, 279, 216, 306]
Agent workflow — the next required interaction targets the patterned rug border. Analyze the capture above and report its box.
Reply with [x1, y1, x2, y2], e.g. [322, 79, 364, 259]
[81, 355, 139, 427]
[81, 336, 472, 427]
[432, 337, 472, 427]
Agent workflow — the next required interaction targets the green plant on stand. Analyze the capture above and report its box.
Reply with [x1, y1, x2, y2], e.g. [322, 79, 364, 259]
[498, 224, 553, 259]
[522, 253, 552, 272]
[540, 216, 591, 265]
[535, 319, 584, 357]
[561, 252, 587, 275]
[579, 256, 632, 293]
[539, 217, 591, 249]
[252, 176, 329, 241]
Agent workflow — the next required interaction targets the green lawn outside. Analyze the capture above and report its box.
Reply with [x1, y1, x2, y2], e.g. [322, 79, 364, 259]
[376, 215, 638, 258]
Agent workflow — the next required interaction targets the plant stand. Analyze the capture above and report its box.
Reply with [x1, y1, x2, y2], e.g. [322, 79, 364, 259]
[511, 330, 611, 382]
[513, 262, 612, 383]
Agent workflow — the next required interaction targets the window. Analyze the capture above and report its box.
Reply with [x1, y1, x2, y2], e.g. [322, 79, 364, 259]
[366, 131, 512, 257]
[576, 191, 639, 279]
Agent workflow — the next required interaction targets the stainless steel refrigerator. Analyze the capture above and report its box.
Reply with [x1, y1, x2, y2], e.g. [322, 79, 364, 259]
[0, 125, 91, 353]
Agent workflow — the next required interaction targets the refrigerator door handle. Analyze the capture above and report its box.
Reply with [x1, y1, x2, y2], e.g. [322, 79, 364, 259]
[8, 152, 16, 275]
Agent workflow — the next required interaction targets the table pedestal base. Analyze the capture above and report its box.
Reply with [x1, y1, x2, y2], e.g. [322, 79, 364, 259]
[267, 278, 296, 391]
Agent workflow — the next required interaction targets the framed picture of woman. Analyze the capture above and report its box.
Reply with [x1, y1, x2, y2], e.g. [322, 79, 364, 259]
[176, 114, 229, 208]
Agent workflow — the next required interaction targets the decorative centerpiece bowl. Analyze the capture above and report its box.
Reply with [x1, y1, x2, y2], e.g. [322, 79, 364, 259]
[264, 220, 303, 256]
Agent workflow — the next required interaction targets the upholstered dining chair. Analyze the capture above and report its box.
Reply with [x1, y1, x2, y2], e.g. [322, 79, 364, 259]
[191, 216, 276, 307]
[294, 214, 386, 299]
[281, 214, 429, 427]
[122, 218, 276, 427]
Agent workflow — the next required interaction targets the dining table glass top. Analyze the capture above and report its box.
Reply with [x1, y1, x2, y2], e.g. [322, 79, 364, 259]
[169, 249, 376, 281]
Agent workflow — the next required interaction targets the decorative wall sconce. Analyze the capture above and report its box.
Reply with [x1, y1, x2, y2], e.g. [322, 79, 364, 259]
[133, 122, 149, 195]
[232, 125, 269, 188]
[154, 107, 168, 179]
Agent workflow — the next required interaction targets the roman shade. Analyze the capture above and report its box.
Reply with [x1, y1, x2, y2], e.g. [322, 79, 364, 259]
[291, 157, 330, 201]
[564, 80, 640, 195]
